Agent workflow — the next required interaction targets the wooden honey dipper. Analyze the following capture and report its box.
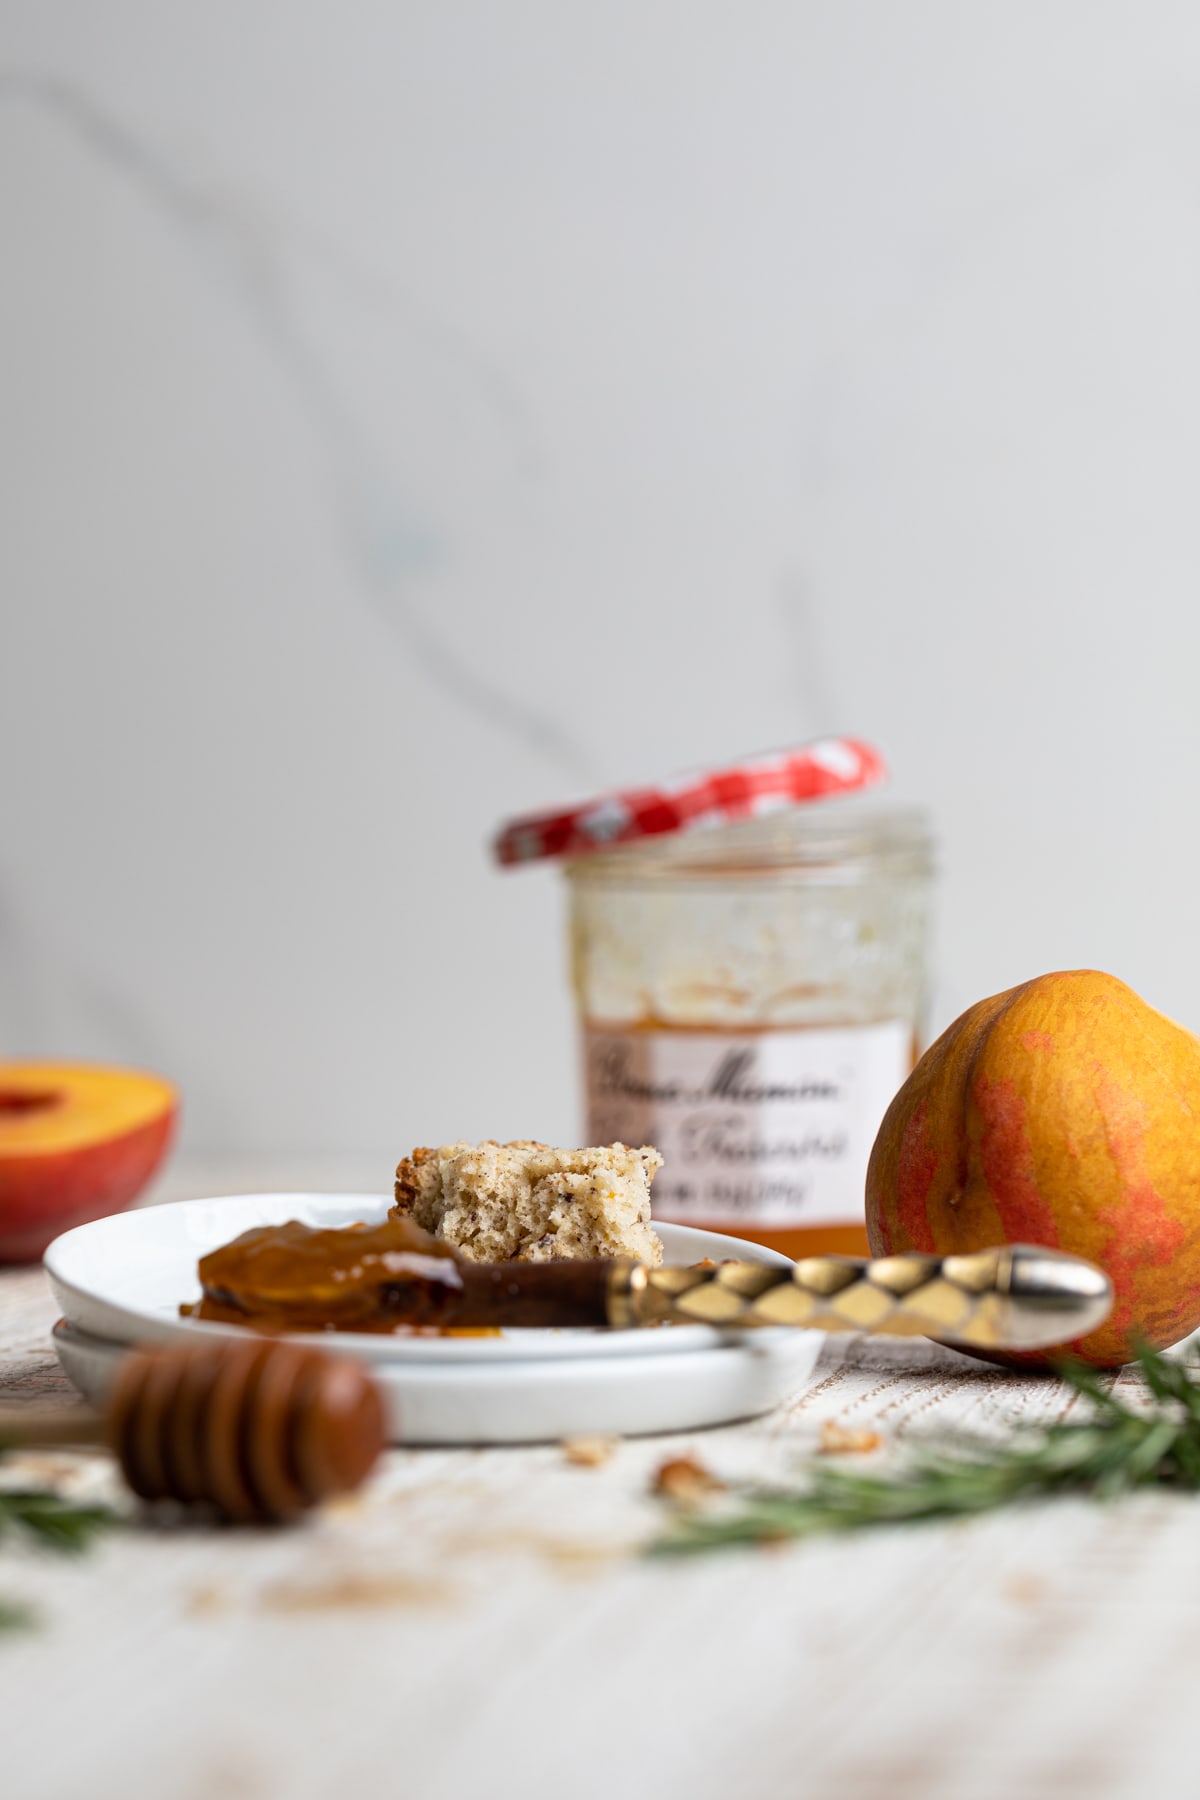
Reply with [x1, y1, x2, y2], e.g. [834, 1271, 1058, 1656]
[0, 1338, 387, 1523]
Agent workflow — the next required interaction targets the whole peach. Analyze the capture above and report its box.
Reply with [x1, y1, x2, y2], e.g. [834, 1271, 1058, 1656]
[866, 971, 1200, 1367]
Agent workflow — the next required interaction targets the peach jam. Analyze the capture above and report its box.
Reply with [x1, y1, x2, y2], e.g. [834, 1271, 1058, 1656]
[565, 799, 934, 1258]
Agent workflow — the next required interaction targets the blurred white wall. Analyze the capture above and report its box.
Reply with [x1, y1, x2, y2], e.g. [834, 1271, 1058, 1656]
[3, 3, 1200, 1168]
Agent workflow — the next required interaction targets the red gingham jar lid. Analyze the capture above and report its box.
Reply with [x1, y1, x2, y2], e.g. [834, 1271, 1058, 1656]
[493, 737, 887, 867]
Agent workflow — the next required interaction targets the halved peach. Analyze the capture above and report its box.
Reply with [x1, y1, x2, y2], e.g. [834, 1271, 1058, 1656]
[0, 1062, 177, 1262]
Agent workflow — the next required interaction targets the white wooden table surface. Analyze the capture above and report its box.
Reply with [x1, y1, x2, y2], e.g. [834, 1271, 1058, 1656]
[2, 1168, 1197, 1800]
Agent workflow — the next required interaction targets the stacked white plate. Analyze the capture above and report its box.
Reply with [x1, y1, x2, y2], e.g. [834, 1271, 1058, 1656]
[44, 1193, 824, 1445]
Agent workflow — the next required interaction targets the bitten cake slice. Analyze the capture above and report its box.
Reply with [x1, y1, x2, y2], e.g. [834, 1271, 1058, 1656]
[392, 1141, 663, 1265]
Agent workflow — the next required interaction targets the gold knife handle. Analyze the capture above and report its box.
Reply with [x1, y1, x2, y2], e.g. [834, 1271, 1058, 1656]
[606, 1245, 1112, 1352]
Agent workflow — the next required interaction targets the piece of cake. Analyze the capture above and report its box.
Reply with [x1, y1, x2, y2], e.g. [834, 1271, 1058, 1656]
[392, 1140, 664, 1265]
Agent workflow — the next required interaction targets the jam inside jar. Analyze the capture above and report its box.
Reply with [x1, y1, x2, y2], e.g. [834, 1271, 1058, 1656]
[566, 798, 934, 1258]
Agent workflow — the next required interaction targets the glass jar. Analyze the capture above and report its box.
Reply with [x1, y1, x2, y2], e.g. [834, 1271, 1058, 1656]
[566, 798, 935, 1258]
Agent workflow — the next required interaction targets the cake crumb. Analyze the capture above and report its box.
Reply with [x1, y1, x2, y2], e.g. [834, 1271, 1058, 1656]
[652, 1453, 726, 1509]
[819, 1422, 883, 1456]
[259, 1571, 454, 1613]
[561, 1435, 619, 1468]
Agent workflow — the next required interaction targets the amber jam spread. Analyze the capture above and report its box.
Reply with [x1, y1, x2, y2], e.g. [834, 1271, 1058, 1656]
[187, 1217, 500, 1336]
[186, 1216, 640, 1335]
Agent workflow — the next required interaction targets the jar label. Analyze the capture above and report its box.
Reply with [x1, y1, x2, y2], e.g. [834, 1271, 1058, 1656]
[583, 1021, 911, 1228]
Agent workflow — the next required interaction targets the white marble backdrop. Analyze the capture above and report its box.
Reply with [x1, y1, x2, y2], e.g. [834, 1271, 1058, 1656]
[3, 4, 1200, 1166]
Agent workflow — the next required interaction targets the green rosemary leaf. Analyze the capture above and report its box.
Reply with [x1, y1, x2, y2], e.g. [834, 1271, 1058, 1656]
[648, 1343, 1200, 1557]
[1132, 1345, 1200, 1420]
[0, 1490, 120, 1553]
[1168, 1427, 1200, 1484]
[0, 1451, 123, 1629]
[1055, 1360, 1134, 1419]
[1132, 1347, 1181, 1404]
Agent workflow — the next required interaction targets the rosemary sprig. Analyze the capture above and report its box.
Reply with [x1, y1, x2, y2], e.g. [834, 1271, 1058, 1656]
[0, 1488, 120, 1553]
[0, 1455, 122, 1632]
[650, 1345, 1200, 1556]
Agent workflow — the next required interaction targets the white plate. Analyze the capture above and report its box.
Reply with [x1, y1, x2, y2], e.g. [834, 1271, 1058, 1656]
[44, 1193, 793, 1363]
[52, 1316, 824, 1445]
[45, 1193, 824, 1443]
